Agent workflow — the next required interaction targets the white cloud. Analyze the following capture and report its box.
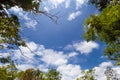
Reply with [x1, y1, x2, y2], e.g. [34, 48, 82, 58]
[43, 7, 50, 12]
[57, 64, 82, 80]
[42, 0, 65, 11]
[2, 41, 120, 80]
[65, 0, 71, 8]
[25, 20, 38, 29]
[73, 41, 99, 54]
[11, 41, 82, 80]
[41, 49, 67, 66]
[17, 64, 35, 71]
[42, 0, 87, 11]
[10, 6, 30, 20]
[64, 41, 99, 54]
[76, 0, 87, 10]
[64, 44, 74, 50]
[68, 52, 78, 58]
[9, 6, 38, 29]
[93, 62, 120, 80]
[67, 11, 81, 21]
[94, 62, 112, 80]
[50, 0, 65, 8]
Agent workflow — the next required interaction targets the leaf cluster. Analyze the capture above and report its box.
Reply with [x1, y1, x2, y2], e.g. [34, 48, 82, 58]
[84, 3, 120, 65]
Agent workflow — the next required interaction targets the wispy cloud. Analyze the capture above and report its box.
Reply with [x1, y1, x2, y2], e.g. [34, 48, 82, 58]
[42, 0, 66, 12]
[65, 0, 71, 8]
[67, 11, 81, 21]
[42, 0, 87, 10]
[76, 0, 87, 10]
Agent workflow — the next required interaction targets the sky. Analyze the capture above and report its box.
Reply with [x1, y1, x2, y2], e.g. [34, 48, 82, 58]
[1, 0, 120, 80]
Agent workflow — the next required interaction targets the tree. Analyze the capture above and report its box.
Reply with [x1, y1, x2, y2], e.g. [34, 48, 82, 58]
[76, 69, 96, 80]
[104, 67, 120, 80]
[84, 2, 120, 65]
[88, 0, 120, 10]
[0, 54, 62, 80]
[46, 69, 61, 80]
[18, 68, 61, 80]
[0, 55, 17, 80]
[18, 68, 45, 80]
[0, 0, 41, 49]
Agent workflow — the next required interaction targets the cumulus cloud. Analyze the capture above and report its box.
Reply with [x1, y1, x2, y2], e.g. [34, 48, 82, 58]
[41, 50, 67, 66]
[64, 41, 99, 54]
[11, 41, 81, 80]
[75, 62, 120, 80]
[57, 64, 81, 80]
[68, 11, 81, 21]
[94, 62, 120, 80]
[2, 41, 119, 80]
[73, 41, 99, 54]
[94, 62, 113, 80]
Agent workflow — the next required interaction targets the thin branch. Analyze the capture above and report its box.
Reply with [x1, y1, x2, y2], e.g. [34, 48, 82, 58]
[17, 46, 33, 60]
[34, 11, 59, 24]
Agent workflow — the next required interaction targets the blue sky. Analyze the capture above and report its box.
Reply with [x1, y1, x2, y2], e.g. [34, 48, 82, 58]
[1, 0, 120, 80]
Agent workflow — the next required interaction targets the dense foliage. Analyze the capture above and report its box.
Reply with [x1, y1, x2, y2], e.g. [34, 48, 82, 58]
[0, 65, 61, 80]
[84, 2, 120, 65]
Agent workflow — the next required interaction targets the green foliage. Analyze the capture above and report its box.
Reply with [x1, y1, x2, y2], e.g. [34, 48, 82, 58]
[88, 0, 120, 10]
[0, 55, 17, 80]
[0, 14, 26, 49]
[18, 68, 61, 80]
[0, 55, 61, 80]
[0, 0, 41, 49]
[76, 69, 96, 80]
[0, 64, 61, 80]
[84, 3, 120, 65]
[77, 67, 120, 80]
[46, 69, 62, 80]
[18, 68, 42, 80]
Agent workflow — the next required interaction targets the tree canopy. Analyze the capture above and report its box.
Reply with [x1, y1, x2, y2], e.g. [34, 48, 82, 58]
[88, 0, 120, 10]
[84, 3, 120, 65]
[76, 69, 96, 80]
[0, 55, 61, 80]
[0, 0, 41, 49]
